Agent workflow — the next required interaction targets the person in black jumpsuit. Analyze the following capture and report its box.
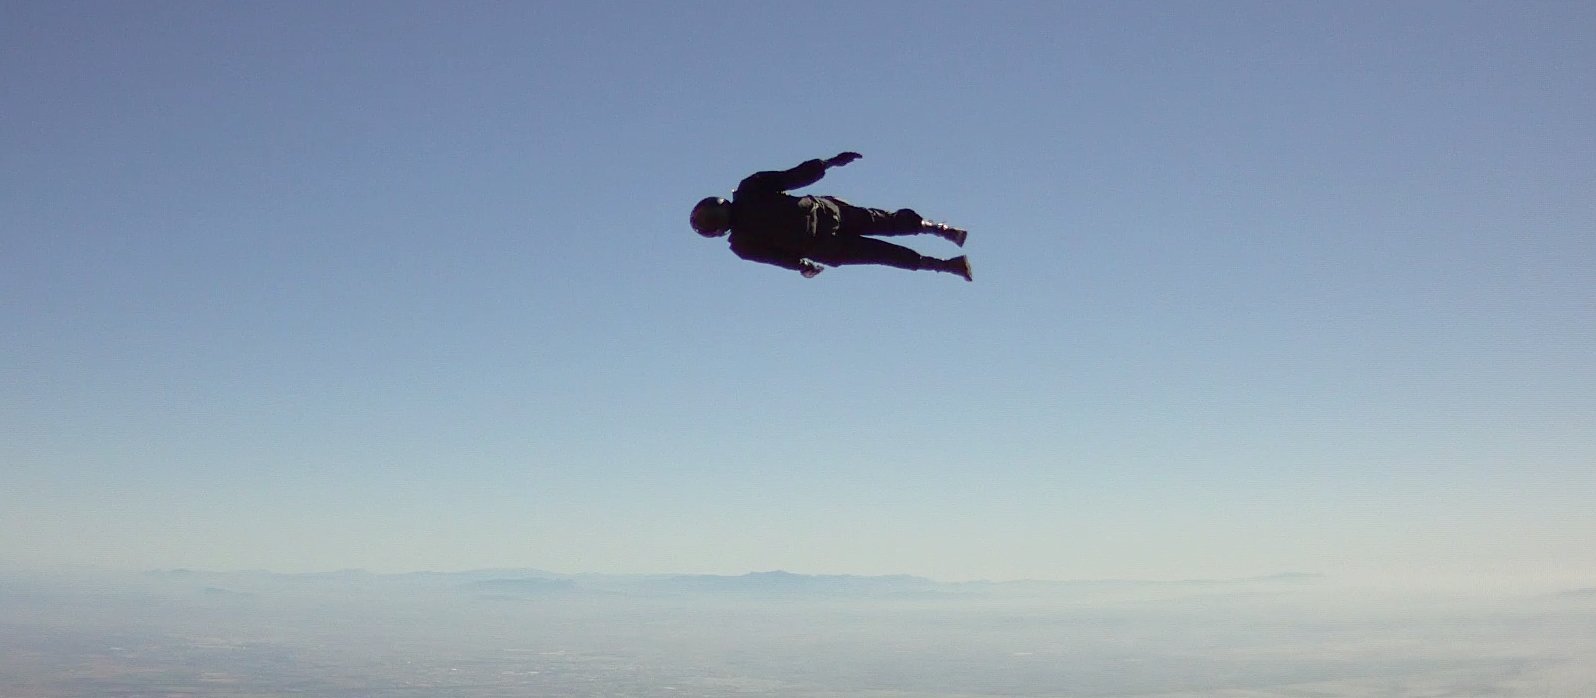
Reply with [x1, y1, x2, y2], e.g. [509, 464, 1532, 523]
[691, 152, 972, 281]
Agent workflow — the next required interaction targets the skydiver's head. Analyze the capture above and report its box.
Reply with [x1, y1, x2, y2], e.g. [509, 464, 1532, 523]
[690, 196, 732, 237]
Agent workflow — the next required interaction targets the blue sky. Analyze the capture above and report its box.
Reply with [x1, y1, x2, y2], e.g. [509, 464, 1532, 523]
[3, 1, 1593, 586]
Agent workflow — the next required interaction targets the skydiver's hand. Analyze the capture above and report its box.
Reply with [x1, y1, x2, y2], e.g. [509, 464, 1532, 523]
[800, 261, 824, 278]
[825, 152, 862, 168]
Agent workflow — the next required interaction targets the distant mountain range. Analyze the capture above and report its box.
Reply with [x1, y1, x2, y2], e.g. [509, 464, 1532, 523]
[142, 567, 1328, 599]
[1550, 586, 1596, 600]
[630, 570, 941, 595]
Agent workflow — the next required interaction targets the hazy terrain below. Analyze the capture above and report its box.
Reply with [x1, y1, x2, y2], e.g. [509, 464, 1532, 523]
[2, 569, 1593, 697]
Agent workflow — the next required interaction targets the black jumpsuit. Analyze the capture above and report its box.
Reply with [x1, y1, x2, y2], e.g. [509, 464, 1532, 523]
[727, 159, 930, 273]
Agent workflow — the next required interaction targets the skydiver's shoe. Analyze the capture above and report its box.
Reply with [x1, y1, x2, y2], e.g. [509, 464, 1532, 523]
[923, 221, 968, 247]
[938, 255, 973, 282]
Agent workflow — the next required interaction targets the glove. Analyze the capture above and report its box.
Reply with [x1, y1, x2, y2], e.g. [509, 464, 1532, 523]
[825, 152, 862, 168]
[799, 261, 824, 278]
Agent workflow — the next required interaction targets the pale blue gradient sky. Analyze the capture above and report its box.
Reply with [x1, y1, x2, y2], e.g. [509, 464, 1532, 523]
[3, 1, 1593, 585]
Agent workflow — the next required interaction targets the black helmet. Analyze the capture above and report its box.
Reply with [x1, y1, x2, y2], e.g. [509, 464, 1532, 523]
[690, 197, 731, 237]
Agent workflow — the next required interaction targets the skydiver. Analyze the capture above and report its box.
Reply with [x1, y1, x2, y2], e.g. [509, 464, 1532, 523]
[690, 152, 973, 281]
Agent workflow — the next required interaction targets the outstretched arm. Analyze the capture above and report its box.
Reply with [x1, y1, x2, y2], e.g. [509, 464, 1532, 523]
[736, 152, 862, 195]
[730, 238, 825, 277]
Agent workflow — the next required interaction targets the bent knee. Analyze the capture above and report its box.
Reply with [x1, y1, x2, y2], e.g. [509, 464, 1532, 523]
[891, 208, 923, 230]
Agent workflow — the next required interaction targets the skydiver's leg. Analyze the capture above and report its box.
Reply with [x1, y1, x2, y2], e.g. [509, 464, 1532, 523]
[810, 236, 972, 280]
[810, 235, 924, 268]
[828, 198, 925, 237]
[827, 197, 966, 246]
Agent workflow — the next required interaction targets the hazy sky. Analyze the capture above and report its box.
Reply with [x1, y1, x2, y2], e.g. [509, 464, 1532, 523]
[4, 1, 1593, 586]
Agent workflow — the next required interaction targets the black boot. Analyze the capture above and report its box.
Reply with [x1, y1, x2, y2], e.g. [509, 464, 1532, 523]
[931, 255, 972, 282]
[922, 221, 968, 247]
